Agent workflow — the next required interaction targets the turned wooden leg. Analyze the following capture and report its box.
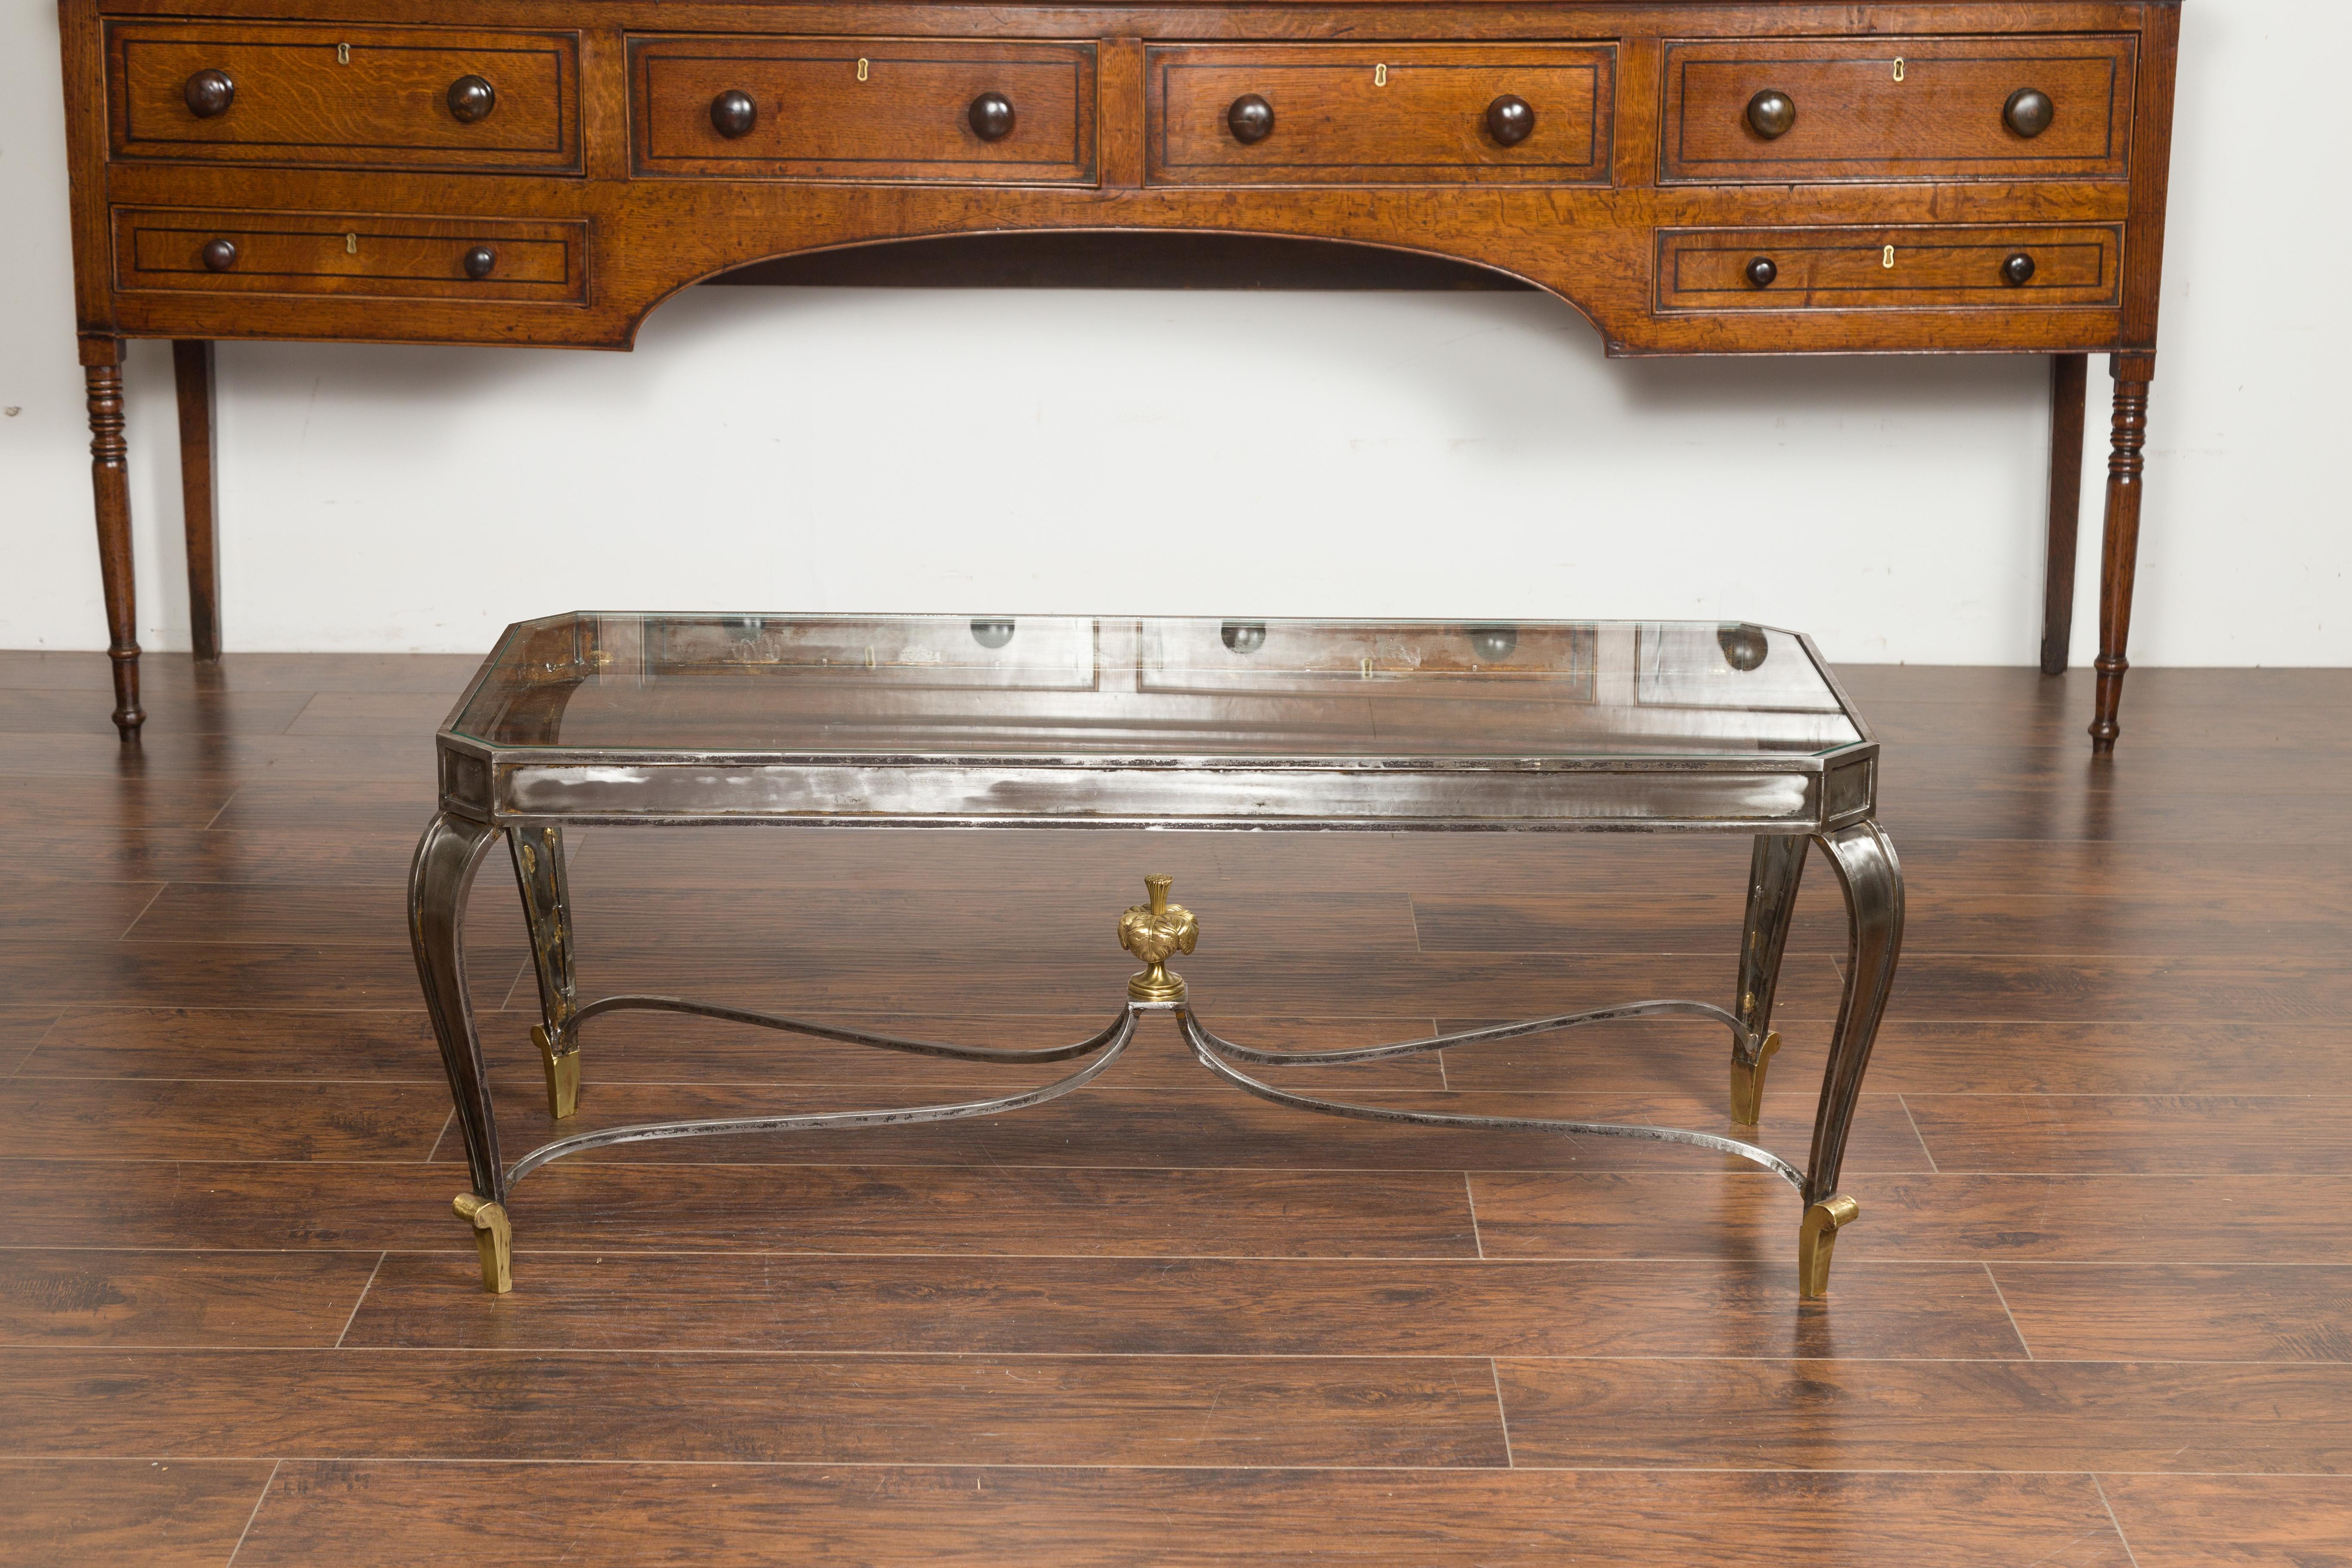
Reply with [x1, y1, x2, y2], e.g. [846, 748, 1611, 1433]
[2091, 353, 2156, 752]
[2040, 353, 2088, 676]
[172, 340, 222, 662]
[83, 343, 143, 738]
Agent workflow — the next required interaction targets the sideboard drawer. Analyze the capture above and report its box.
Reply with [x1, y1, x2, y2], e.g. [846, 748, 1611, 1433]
[107, 22, 579, 172]
[114, 208, 589, 303]
[1656, 225, 2122, 311]
[630, 37, 1096, 183]
[1661, 35, 2134, 184]
[1147, 44, 1614, 186]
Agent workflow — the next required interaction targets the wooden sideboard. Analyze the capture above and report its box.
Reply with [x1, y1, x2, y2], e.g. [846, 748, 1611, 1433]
[57, 0, 2179, 748]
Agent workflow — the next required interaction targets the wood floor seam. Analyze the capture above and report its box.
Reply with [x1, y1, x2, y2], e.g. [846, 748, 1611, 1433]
[2088, 1473, 2145, 1568]
[1899, 1094, 1941, 1172]
[3, 1455, 2347, 1476]
[222, 1456, 280, 1568]
[332, 1253, 386, 1350]
[1489, 1358, 1516, 1469]
[1980, 1262, 2035, 1360]
[6, 657, 2345, 1562]
[17, 1346, 2328, 1364]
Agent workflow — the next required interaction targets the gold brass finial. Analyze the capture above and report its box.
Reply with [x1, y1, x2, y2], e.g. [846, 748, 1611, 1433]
[1118, 874, 1198, 1002]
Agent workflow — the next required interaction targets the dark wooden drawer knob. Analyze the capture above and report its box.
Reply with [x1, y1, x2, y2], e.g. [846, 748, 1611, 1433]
[1485, 95, 1535, 146]
[201, 238, 238, 272]
[184, 69, 235, 118]
[710, 90, 756, 139]
[2004, 88, 2055, 138]
[969, 92, 1015, 141]
[1746, 89, 1796, 139]
[1746, 256, 1777, 288]
[2001, 252, 2037, 286]
[463, 245, 498, 280]
[447, 75, 497, 124]
[1228, 94, 1275, 144]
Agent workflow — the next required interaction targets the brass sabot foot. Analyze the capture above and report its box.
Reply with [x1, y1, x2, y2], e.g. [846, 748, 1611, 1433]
[1729, 1029, 1780, 1125]
[453, 1193, 512, 1294]
[1797, 1193, 1860, 1299]
[1118, 874, 1199, 1003]
[534, 1024, 581, 1121]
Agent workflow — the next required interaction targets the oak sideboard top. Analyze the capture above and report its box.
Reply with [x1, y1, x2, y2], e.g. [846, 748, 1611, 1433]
[61, 0, 2180, 358]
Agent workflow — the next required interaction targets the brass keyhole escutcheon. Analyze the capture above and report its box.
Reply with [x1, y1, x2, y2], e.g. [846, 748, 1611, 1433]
[337, 43, 351, 65]
[1892, 57, 1905, 82]
[856, 57, 870, 82]
[346, 233, 359, 254]
[1882, 245, 1896, 269]
[1375, 63, 1387, 86]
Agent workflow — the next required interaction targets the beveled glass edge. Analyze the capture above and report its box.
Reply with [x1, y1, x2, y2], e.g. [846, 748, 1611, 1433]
[444, 612, 1870, 751]
[433, 614, 1881, 833]
[1794, 630, 1877, 747]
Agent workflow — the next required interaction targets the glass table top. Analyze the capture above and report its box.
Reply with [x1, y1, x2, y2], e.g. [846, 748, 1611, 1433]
[450, 614, 1865, 759]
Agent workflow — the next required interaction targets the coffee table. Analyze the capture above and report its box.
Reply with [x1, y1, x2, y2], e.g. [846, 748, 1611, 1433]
[411, 613, 1901, 1298]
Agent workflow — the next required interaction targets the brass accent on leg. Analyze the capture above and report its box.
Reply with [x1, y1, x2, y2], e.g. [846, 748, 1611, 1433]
[514, 825, 581, 1118]
[1798, 1193, 1860, 1299]
[1118, 874, 1198, 1003]
[453, 1193, 512, 1294]
[1730, 1029, 1780, 1125]
[534, 1024, 581, 1121]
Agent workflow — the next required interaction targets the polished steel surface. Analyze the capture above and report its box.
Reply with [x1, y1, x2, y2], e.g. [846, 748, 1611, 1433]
[503, 1008, 1140, 1187]
[1804, 819, 1905, 1208]
[511, 823, 580, 1119]
[412, 616, 1904, 1297]
[409, 811, 506, 1201]
[1178, 1007, 1806, 1187]
[1733, 833, 1808, 1123]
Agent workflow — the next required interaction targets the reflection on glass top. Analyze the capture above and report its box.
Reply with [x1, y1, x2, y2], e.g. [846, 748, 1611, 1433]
[450, 614, 1865, 758]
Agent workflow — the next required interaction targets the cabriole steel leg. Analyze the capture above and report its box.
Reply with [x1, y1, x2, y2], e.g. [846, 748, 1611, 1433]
[409, 812, 512, 1294]
[1731, 834, 1807, 1124]
[1798, 820, 1904, 1298]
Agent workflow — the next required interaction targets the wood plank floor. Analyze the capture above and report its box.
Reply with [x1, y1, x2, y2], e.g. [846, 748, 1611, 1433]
[2, 651, 2348, 1565]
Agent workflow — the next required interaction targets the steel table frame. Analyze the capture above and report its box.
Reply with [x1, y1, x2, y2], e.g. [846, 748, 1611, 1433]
[410, 617, 1902, 1298]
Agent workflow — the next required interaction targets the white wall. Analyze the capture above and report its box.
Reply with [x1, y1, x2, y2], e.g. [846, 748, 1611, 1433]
[3, 0, 2346, 665]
